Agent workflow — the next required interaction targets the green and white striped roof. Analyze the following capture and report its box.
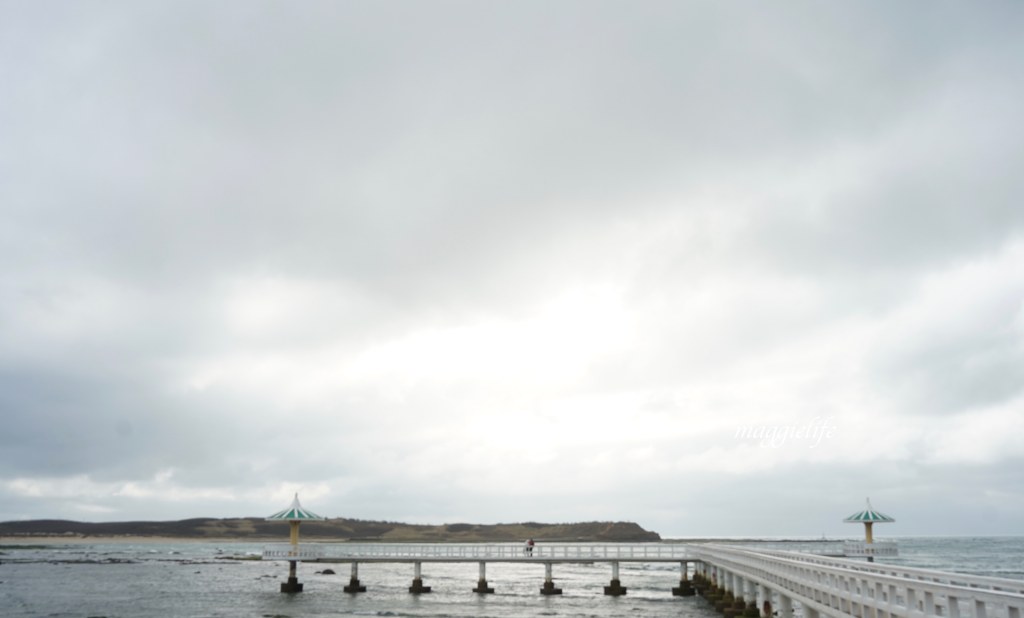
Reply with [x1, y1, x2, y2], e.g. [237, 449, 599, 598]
[266, 493, 326, 522]
[844, 499, 895, 523]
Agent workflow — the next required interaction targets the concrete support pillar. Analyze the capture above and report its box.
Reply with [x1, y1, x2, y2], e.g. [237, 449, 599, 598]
[778, 594, 793, 618]
[540, 562, 562, 595]
[715, 569, 735, 614]
[280, 560, 303, 593]
[692, 562, 709, 596]
[473, 561, 495, 593]
[757, 583, 771, 618]
[344, 561, 366, 593]
[673, 560, 695, 596]
[742, 581, 760, 618]
[604, 560, 627, 596]
[705, 565, 725, 606]
[409, 561, 431, 594]
[726, 573, 746, 618]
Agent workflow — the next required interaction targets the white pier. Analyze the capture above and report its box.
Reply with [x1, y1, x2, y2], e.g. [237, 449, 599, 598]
[694, 544, 1024, 618]
[263, 542, 696, 596]
[261, 541, 1024, 615]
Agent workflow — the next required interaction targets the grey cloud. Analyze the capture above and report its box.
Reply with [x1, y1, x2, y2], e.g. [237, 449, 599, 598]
[2, 1, 1023, 533]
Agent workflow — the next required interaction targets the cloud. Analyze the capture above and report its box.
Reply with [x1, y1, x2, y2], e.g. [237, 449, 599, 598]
[1, 1, 1022, 536]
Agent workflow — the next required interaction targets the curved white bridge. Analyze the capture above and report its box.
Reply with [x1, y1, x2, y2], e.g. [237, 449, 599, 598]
[693, 544, 1024, 618]
[261, 541, 1024, 617]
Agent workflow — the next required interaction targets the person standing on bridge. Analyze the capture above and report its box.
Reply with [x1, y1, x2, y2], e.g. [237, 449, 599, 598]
[526, 538, 535, 556]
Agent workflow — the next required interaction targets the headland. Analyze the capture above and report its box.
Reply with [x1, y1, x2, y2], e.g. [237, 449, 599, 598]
[0, 517, 660, 543]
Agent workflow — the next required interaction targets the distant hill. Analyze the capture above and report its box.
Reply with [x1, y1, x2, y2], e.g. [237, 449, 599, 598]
[0, 517, 660, 542]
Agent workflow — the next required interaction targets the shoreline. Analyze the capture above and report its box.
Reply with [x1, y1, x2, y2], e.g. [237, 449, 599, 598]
[0, 536, 271, 545]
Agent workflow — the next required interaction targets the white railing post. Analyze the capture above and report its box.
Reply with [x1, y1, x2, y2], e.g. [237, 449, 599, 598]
[948, 595, 961, 618]
[973, 599, 987, 618]
[779, 594, 793, 618]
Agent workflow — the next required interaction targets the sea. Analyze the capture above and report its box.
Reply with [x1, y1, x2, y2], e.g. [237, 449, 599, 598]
[1, 537, 1021, 618]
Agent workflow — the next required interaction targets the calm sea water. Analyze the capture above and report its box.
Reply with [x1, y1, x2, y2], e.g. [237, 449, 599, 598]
[1, 537, 1020, 617]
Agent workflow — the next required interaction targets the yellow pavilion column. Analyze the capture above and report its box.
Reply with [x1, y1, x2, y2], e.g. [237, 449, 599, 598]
[864, 521, 874, 544]
[283, 520, 301, 591]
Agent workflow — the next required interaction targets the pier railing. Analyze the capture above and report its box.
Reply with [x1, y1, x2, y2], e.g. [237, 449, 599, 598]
[842, 540, 899, 557]
[262, 544, 325, 561]
[263, 542, 693, 562]
[735, 546, 1024, 595]
[695, 544, 1024, 618]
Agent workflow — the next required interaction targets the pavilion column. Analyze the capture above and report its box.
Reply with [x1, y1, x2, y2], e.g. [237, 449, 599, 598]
[280, 521, 304, 593]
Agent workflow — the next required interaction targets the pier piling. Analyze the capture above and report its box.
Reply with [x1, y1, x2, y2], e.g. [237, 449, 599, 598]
[540, 562, 563, 595]
[409, 561, 431, 594]
[280, 560, 303, 593]
[604, 561, 627, 596]
[343, 562, 366, 593]
[473, 561, 495, 593]
[673, 560, 695, 596]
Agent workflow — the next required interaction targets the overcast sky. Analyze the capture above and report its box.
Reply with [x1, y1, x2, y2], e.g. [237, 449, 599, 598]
[1, 1, 1022, 538]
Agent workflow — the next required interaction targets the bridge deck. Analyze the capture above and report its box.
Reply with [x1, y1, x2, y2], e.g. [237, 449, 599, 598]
[264, 542, 693, 563]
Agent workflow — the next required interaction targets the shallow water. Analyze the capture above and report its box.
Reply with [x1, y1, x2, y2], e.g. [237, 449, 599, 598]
[0, 537, 1020, 617]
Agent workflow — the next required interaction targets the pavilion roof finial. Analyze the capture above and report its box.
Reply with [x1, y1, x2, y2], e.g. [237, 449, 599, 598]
[266, 492, 326, 522]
